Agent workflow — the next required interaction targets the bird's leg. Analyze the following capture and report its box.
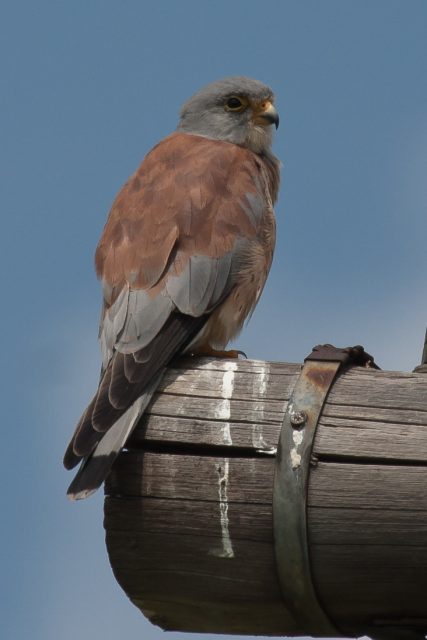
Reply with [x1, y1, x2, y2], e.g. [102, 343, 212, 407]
[191, 345, 247, 359]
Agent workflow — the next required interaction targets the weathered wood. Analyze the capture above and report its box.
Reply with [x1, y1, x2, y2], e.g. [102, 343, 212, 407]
[107, 451, 275, 502]
[309, 462, 427, 510]
[104, 357, 427, 637]
[105, 469, 295, 635]
[308, 508, 427, 545]
[132, 359, 427, 460]
[308, 462, 427, 630]
[105, 497, 273, 541]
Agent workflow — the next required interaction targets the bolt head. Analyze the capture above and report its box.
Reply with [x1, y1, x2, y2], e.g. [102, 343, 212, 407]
[290, 410, 307, 427]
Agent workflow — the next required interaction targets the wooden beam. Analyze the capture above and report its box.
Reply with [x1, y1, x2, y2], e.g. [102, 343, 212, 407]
[104, 357, 427, 637]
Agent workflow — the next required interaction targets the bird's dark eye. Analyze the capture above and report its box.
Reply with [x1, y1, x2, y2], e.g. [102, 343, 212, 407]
[225, 96, 245, 111]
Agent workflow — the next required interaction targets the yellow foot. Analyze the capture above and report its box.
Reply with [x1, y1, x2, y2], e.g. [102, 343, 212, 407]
[191, 346, 247, 359]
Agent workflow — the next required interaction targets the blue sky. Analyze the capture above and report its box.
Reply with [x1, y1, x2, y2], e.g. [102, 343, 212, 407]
[2, 1, 427, 638]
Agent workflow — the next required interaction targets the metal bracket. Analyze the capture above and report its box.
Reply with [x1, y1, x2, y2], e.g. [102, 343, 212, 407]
[273, 344, 377, 636]
[413, 327, 427, 373]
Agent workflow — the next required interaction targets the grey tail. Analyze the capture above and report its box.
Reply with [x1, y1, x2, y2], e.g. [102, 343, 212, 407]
[66, 371, 164, 500]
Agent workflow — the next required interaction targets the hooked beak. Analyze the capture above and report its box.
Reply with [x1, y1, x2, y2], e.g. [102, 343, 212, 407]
[252, 100, 279, 129]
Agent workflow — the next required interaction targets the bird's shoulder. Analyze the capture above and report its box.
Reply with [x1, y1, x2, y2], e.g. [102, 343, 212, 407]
[95, 133, 275, 278]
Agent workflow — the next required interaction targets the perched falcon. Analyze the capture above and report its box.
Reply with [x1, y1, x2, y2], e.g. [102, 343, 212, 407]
[64, 76, 280, 499]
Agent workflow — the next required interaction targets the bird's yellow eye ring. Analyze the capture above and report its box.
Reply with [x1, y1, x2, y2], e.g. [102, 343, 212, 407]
[225, 96, 246, 112]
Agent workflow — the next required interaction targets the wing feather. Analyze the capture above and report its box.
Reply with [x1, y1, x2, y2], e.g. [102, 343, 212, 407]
[115, 289, 174, 354]
[64, 132, 279, 496]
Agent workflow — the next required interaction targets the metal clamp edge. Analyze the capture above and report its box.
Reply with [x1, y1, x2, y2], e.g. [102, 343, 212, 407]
[273, 347, 349, 636]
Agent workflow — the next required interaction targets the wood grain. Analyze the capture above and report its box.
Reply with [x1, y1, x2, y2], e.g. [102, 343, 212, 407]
[106, 451, 275, 503]
[104, 356, 427, 637]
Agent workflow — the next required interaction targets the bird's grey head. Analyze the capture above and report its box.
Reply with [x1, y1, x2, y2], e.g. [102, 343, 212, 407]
[178, 76, 279, 154]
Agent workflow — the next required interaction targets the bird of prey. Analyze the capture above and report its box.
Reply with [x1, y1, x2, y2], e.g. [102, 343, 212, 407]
[64, 76, 280, 499]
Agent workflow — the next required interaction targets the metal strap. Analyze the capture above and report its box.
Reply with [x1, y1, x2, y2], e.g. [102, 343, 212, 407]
[273, 343, 426, 640]
[273, 344, 379, 637]
[273, 356, 342, 636]
[273, 342, 378, 635]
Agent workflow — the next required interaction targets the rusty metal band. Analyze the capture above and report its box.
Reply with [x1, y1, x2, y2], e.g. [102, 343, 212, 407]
[273, 357, 342, 636]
